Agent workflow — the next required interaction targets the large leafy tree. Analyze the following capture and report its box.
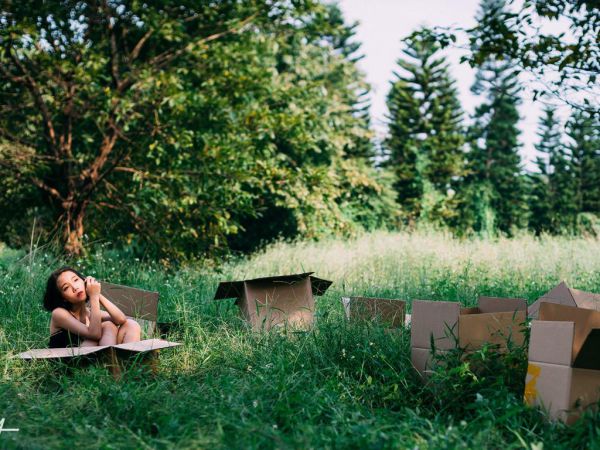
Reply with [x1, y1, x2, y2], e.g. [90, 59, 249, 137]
[0, 1, 397, 258]
[0, 0, 286, 255]
[384, 28, 465, 226]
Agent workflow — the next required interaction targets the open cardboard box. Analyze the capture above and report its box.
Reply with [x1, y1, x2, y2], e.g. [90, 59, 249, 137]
[411, 296, 527, 376]
[16, 282, 181, 379]
[528, 281, 600, 319]
[340, 296, 407, 328]
[214, 272, 332, 331]
[525, 302, 600, 424]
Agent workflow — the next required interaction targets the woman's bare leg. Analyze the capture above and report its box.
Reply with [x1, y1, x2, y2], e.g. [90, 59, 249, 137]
[99, 321, 119, 346]
[80, 339, 99, 347]
[116, 319, 142, 344]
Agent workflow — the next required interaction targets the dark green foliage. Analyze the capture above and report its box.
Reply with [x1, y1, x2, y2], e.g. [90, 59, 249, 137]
[421, 0, 600, 111]
[457, 0, 527, 236]
[568, 110, 600, 217]
[528, 107, 578, 234]
[0, 1, 397, 259]
[384, 29, 465, 226]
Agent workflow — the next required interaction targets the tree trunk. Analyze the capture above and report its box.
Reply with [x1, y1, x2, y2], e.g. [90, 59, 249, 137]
[62, 199, 89, 256]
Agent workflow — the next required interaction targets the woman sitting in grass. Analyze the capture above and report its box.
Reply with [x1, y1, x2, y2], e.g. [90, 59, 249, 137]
[43, 267, 141, 348]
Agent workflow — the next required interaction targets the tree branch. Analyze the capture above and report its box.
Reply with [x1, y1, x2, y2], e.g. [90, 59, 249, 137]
[31, 177, 65, 202]
[130, 29, 153, 61]
[3, 42, 59, 154]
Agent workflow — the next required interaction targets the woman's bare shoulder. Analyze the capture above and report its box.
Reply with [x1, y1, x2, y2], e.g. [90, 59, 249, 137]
[51, 307, 71, 318]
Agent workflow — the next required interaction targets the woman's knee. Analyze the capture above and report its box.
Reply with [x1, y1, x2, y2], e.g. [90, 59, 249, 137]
[118, 319, 141, 342]
[99, 321, 119, 345]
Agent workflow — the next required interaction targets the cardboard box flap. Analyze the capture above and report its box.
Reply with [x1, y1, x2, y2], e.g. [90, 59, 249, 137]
[528, 281, 575, 318]
[102, 282, 159, 322]
[529, 320, 574, 366]
[213, 280, 245, 300]
[341, 297, 351, 319]
[16, 345, 110, 360]
[460, 306, 480, 315]
[213, 272, 332, 300]
[539, 302, 600, 364]
[527, 281, 600, 318]
[478, 296, 527, 314]
[529, 296, 566, 319]
[544, 281, 575, 303]
[113, 338, 181, 353]
[570, 288, 600, 311]
[572, 329, 600, 370]
[410, 300, 460, 350]
[309, 276, 333, 296]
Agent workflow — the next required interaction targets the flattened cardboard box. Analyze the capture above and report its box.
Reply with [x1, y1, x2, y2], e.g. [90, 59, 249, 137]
[411, 296, 527, 376]
[341, 297, 406, 328]
[525, 302, 600, 424]
[528, 281, 600, 319]
[16, 282, 181, 377]
[214, 272, 332, 331]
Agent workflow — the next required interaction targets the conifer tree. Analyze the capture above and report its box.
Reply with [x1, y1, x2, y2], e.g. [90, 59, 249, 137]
[568, 110, 600, 216]
[459, 0, 526, 235]
[529, 108, 564, 233]
[384, 28, 464, 225]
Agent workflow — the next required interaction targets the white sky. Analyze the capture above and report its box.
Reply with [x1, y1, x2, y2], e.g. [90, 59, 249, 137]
[337, 0, 544, 170]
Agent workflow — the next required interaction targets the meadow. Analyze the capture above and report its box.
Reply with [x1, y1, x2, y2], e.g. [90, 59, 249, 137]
[1, 231, 600, 449]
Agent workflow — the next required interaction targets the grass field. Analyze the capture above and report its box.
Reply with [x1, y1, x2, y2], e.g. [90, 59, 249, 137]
[2, 231, 600, 449]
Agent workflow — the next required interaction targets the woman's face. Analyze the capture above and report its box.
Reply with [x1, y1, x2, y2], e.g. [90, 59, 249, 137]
[56, 271, 87, 305]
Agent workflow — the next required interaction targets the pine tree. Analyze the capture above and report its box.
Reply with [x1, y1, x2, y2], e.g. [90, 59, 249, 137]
[568, 110, 600, 216]
[460, 0, 526, 235]
[384, 28, 465, 226]
[529, 107, 565, 233]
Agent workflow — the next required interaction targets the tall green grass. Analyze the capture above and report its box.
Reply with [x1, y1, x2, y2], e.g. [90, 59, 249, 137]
[1, 231, 600, 449]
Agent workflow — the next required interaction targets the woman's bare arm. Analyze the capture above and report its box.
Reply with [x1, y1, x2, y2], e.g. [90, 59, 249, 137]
[99, 294, 127, 325]
[52, 278, 104, 340]
[51, 308, 102, 340]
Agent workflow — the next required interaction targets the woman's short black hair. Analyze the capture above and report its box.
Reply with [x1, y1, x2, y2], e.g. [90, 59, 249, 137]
[43, 266, 87, 312]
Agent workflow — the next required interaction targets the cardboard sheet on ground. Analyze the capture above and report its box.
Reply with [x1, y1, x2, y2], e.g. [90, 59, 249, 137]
[528, 281, 600, 318]
[17, 339, 180, 360]
[15, 282, 181, 370]
[214, 272, 332, 331]
[410, 296, 527, 376]
[341, 296, 407, 328]
[525, 302, 600, 424]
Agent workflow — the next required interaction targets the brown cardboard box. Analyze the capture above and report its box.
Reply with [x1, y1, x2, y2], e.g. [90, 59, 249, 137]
[524, 302, 600, 424]
[410, 296, 527, 376]
[16, 282, 181, 379]
[528, 281, 600, 319]
[341, 297, 406, 328]
[214, 272, 332, 331]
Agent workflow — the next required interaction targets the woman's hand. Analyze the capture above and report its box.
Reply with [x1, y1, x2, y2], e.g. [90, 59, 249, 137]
[85, 276, 101, 297]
